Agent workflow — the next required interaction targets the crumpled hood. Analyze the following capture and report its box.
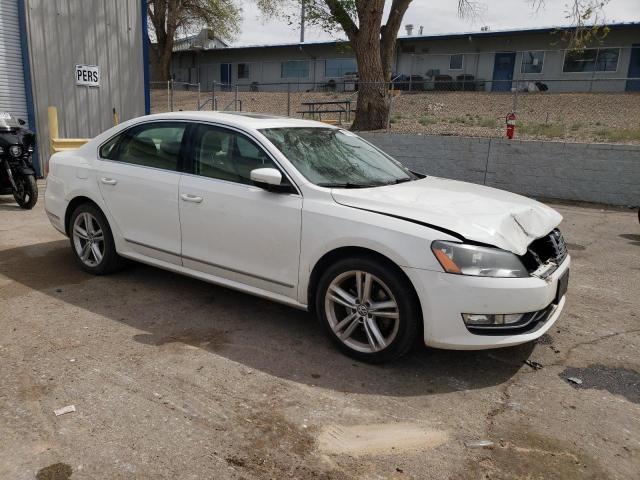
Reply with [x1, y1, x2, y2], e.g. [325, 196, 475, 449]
[331, 177, 562, 255]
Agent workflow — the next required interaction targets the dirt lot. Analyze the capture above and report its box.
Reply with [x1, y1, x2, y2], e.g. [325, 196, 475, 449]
[152, 90, 640, 144]
[1, 183, 639, 479]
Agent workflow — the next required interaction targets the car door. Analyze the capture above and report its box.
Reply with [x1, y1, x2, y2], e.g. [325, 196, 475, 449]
[96, 121, 187, 265]
[179, 123, 302, 298]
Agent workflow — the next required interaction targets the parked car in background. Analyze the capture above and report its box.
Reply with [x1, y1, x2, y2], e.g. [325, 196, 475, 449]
[45, 112, 570, 362]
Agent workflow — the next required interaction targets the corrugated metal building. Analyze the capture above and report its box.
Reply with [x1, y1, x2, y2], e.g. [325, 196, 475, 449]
[0, 0, 149, 175]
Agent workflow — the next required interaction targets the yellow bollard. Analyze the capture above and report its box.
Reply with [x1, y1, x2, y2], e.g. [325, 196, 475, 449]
[47, 106, 59, 152]
[47, 106, 90, 155]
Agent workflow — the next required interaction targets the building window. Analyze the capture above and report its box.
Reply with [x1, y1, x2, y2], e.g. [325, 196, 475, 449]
[281, 60, 310, 79]
[237, 63, 250, 79]
[521, 51, 544, 73]
[595, 48, 619, 71]
[449, 54, 463, 70]
[325, 58, 357, 77]
[563, 48, 619, 72]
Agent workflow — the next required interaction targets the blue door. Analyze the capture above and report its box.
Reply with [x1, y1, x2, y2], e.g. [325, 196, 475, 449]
[626, 44, 640, 91]
[491, 52, 516, 92]
[220, 63, 231, 85]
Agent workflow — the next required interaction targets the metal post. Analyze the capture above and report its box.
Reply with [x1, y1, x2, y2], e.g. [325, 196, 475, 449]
[234, 84, 239, 111]
[167, 80, 170, 112]
[287, 82, 291, 117]
[512, 80, 519, 113]
[386, 91, 393, 132]
[197, 83, 201, 110]
[300, 0, 305, 43]
[169, 79, 174, 112]
[211, 82, 215, 111]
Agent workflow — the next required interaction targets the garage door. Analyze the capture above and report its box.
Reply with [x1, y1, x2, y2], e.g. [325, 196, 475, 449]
[0, 0, 29, 125]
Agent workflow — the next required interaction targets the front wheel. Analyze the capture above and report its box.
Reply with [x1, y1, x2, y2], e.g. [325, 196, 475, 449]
[315, 256, 420, 363]
[13, 174, 38, 209]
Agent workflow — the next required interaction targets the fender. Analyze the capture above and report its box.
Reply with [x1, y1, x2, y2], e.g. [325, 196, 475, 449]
[19, 167, 35, 176]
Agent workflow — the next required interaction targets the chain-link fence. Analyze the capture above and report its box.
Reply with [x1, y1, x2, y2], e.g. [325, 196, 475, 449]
[151, 77, 640, 144]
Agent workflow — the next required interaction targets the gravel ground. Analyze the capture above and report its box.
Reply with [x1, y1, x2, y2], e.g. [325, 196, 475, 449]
[152, 90, 640, 144]
[1, 183, 639, 479]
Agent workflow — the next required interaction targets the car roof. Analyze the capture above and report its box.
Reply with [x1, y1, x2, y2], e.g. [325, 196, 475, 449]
[135, 111, 339, 131]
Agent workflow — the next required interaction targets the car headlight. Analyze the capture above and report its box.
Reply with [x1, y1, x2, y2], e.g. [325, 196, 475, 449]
[9, 145, 22, 157]
[431, 240, 529, 278]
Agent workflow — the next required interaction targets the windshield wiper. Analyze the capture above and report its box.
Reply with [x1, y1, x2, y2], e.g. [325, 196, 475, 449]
[317, 182, 375, 189]
[377, 177, 414, 186]
[392, 177, 413, 184]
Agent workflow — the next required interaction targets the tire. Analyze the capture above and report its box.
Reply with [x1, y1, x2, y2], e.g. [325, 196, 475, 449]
[69, 203, 125, 275]
[13, 174, 38, 209]
[315, 256, 420, 363]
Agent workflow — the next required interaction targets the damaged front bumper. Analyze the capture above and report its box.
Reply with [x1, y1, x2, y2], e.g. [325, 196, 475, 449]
[404, 255, 570, 350]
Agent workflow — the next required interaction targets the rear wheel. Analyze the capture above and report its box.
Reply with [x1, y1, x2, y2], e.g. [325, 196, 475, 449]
[69, 203, 124, 275]
[13, 174, 38, 209]
[315, 256, 419, 363]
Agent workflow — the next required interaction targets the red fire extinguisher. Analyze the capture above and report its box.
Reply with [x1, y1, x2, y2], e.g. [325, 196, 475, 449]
[506, 112, 517, 139]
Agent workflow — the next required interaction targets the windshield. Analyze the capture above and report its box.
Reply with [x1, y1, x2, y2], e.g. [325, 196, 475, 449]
[259, 127, 415, 187]
[0, 112, 21, 130]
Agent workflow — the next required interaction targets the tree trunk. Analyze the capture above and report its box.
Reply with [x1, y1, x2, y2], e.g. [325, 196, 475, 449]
[350, 3, 389, 131]
[351, 56, 389, 131]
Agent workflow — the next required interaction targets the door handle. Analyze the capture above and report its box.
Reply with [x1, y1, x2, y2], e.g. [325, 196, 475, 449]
[180, 193, 203, 203]
[100, 177, 117, 185]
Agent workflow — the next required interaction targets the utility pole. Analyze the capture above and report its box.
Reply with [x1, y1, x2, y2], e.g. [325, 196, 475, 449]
[300, 0, 305, 43]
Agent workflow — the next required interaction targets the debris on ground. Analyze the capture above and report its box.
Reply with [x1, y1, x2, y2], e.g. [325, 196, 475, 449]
[525, 360, 543, 370]
[53, 405, 76, 416]
[566, 377, 583, 385]
[464, 440, 495, 449]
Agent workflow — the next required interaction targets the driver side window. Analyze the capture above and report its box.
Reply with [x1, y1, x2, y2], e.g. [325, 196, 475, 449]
[193, 125, 285, 186]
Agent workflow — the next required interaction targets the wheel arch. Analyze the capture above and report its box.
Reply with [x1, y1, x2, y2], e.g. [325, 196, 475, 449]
[64, 196, 103, 236]
[307, 246, 422, 319]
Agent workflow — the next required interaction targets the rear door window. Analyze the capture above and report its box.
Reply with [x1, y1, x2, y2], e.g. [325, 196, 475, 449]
[103, 122, 187, 171]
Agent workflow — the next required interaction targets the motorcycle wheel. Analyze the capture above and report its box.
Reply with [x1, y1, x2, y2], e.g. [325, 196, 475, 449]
[13, 174, 38, 209]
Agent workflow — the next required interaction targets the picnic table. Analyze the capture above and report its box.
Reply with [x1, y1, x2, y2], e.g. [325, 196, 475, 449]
[298, 99, 356, 124]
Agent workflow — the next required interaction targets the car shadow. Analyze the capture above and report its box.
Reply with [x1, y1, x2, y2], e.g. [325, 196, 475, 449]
[619, 233, 640, 247]
[0, 240, 535, 397]
[0, 196, 20, 211]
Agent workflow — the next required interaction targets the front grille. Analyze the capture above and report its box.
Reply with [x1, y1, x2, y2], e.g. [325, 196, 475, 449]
[519, 228, 567, 277]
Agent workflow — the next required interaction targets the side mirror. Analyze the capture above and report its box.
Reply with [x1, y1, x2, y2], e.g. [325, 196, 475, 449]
[250, 167, 282, 189]
[18, 118, 26, 126]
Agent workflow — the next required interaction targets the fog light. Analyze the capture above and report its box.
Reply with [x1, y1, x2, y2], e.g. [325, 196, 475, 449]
[462, 313, 525, 326]
[9, 145, 22, 157]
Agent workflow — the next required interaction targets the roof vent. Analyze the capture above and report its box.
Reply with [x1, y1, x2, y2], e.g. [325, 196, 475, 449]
[419, 26, 424, 35]
[481, 26, 490, 32]
[405, 24, 414, 36]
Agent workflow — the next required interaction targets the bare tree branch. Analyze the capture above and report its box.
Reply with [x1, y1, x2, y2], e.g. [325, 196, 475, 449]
[325, 0, 359, 41]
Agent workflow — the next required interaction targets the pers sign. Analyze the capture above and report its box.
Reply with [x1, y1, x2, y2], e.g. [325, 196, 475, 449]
[75, 64, 100, 87]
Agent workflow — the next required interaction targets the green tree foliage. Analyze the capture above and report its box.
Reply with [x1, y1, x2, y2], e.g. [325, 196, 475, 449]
[147, 0, 241, 81]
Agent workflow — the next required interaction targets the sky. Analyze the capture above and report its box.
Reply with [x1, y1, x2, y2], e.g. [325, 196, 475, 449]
[233, 0, 640, 46]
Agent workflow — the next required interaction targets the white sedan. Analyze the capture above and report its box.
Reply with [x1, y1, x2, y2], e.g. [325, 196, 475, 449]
[45, 112, 570, 362]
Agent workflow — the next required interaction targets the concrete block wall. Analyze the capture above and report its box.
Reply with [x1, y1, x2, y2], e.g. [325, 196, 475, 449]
[360, 133, 640, 206]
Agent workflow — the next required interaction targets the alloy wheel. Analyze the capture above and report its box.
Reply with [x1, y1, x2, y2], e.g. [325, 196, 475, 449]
[324, 270, 400, 353]
[72, 212, 105, 267]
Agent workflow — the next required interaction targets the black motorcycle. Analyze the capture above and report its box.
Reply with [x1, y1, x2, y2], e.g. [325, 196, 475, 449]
[0, 113, 38, 209]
